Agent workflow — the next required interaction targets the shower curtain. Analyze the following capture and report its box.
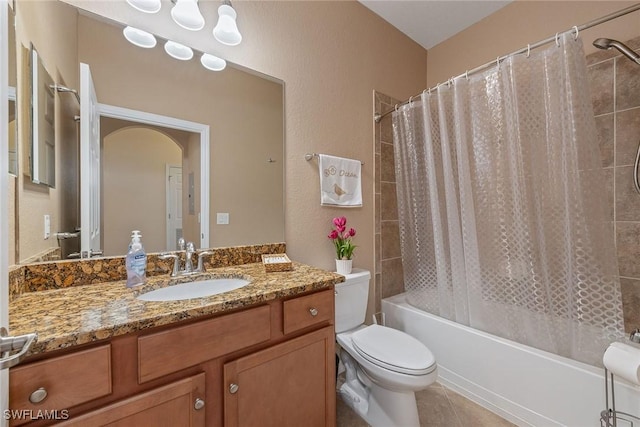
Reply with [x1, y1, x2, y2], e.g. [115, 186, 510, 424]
[392, 32, 624, 366]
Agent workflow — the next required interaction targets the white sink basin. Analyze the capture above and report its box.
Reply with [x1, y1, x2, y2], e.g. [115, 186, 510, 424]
[137, 278, 250, 302]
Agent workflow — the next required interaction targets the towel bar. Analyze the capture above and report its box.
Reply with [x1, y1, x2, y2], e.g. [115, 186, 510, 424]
[304, 153, 364, 165]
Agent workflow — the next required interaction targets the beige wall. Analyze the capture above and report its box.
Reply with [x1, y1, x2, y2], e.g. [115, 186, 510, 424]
[427, 1, 640, 87]
[13, 0, 78, 263]
[67, 0, 428, 285]
[102, 127, 182, 255]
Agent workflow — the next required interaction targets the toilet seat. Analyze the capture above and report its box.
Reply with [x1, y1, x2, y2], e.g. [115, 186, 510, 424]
[351, 325, 436, 376]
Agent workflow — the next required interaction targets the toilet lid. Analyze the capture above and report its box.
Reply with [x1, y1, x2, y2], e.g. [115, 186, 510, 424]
[351, 325, 436, 376]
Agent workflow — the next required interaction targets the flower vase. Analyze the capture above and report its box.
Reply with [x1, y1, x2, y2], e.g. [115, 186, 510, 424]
[336, 259, 353, 275]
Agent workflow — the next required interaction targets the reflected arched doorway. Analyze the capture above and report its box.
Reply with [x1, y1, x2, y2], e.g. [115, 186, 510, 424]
[102, 125, 194, 255]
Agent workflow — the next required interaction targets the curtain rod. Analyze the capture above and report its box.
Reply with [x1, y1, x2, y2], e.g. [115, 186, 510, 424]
[374, 2, 640, 123]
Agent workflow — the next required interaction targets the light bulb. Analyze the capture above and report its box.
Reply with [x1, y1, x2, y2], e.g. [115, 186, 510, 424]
[164, 40, 194, 61]
[213, 4, 242, 46]
[201, 53, 227, 71]
[171, 0, 205, 31]
[123, 26, 157, 49]
[126, 0, 161, 14]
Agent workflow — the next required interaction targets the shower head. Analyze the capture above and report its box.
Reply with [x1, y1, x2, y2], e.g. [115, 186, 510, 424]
[593, 38, 640, 65]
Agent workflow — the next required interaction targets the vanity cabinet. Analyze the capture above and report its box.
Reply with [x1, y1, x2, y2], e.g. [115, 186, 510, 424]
[8, 288, 335, 427]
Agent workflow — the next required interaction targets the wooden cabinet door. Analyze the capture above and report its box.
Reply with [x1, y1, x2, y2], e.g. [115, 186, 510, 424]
[58, 373, 205, 427]
[224, 327, 335, 427]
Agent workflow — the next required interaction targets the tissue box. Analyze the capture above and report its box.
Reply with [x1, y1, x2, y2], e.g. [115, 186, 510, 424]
[261, 254, 293, 272]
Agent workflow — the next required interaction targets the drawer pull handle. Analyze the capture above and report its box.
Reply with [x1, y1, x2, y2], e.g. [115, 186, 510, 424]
[309, 308, 318, 317]
[29, 387, 48, 404]
[229, 383, 239, 394]
[194, 398, 205, 410]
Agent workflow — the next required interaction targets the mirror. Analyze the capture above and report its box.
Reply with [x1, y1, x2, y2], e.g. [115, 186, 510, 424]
[9, 0, 284, 264]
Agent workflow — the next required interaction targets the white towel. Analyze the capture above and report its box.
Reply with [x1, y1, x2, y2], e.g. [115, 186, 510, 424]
[318, 154, 362, 207]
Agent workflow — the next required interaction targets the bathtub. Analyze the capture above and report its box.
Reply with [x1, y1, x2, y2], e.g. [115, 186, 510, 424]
[382, 293, 640, 427]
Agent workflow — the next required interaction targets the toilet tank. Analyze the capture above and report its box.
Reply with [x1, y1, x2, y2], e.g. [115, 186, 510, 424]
[335, 269, 371, 333]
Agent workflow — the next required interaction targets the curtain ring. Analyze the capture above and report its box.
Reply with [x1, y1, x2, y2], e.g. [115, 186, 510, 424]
[572, 25, 579, 40]
[465, 70, 469, 80]
[428, 87, 431, 95]
[555, 32, 560, 47]
[409, 96, 414, 106]
[394, 103, 399, 112]
[496, 56, 500, 68]
[526, 44, 531, 58]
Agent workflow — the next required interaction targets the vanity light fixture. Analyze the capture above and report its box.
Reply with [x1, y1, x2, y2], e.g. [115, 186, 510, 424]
[125, 0, 161, 14]
[171, 0, 205, 31]
[200, 53, 227, 71]
[123, 26, 157, 48]
[164, 40, 194, 60]
[213, 0, 242, 46]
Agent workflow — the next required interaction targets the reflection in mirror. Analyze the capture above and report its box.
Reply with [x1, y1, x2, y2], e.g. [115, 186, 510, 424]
[8, 93, 16, 176]
[10, 0, 284, 265]
[8, 3, 17, 267]
[101, 117, 201, 256]
[29, 45, 56, 187]
[8, 3, 16, 176]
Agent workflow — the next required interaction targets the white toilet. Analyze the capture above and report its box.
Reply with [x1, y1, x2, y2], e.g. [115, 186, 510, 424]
[335, 269, 437, 427]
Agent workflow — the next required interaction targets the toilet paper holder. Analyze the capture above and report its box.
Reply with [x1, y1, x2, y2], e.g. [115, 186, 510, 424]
[601, 367, 640, 427]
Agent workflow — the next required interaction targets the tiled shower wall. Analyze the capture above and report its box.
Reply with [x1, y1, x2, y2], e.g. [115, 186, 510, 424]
[589, 36, 640, 331]
[374, 92, 402, 315]
[374, 35, 640, 332]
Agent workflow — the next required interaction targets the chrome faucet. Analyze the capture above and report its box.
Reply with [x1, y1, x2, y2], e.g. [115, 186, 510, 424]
[159, 252, 181, 277]
[185, 242, 195, 273]
[159, 240, 211, 277]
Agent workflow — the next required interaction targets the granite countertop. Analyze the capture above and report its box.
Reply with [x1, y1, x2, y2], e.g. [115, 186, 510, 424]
[9, 262, 344, 356]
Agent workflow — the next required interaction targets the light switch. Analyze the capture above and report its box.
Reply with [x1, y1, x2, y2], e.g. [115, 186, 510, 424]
[44, 214, 50, 239]
[217, 213, 230, 225]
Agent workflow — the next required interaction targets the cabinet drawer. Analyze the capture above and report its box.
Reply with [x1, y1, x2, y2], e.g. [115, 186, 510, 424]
[9, 344, 112, 425]
[283, 289, 334, 335]
[138, 305, 271, 383]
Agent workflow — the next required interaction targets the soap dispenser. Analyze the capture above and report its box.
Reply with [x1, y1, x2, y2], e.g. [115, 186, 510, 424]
[126, 230, 147, 288]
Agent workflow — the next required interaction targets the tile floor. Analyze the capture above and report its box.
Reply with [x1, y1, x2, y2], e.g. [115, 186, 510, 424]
[336, 381, 516, 427]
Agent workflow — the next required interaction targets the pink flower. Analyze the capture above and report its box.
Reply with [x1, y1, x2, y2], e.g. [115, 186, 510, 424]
[333, 217, 347, 228]
[328, 217, 357, 260]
